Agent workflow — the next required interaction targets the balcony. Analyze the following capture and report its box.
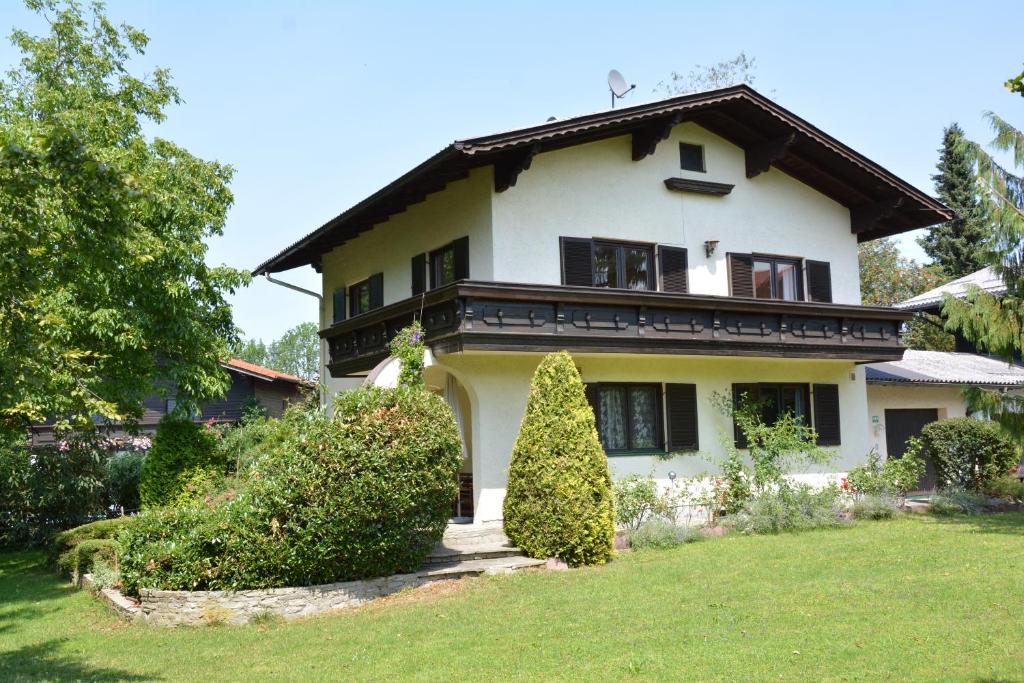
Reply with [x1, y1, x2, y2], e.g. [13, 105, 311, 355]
[320, 281, 911, 376]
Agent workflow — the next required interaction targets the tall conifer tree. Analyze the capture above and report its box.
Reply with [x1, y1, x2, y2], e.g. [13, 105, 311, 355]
[919, 124, 988, 277]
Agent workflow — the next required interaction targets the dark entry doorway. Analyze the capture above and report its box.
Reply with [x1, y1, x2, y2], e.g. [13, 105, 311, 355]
[885, 408, 939, 490]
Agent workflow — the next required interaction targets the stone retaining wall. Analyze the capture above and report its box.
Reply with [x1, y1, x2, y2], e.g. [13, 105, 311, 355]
[139, 571, 433, 626]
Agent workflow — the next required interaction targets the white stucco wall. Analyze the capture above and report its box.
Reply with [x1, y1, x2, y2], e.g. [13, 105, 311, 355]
[319, 167, 494, 322]
[490, 123, 860, 303]
[865, 384, 968, 458]
[439, 351, 867, 523]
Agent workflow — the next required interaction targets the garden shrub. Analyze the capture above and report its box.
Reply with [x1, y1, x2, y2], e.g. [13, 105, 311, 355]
[850, 494, 901, 520]
[613, 475, 661, 531]
[919, 418, 1017, 491]
[930, 489, 991, 516]
[725, 484, 845, 535]
[627, 518, 700, 550]
[119, 386, 462, 594]
[0, 437, 108, 547]
[503, 352, 615, 567]
[57, 538, 118, 577]
[139, 416, 223, 509]
[984, 474, 1024, 502]
[49, 516, 132, 565]
[105, 450, 145, 511]
[89, 556, 120, 590]
[847, 446, 925, 501]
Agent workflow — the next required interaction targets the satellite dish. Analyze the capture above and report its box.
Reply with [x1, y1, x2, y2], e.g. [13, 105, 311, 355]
[607, 69, 636, 108]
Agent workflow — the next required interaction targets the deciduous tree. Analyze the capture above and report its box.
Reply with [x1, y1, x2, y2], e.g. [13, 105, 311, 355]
[0, 1, 247, 435]
[858, 238, 953, 350]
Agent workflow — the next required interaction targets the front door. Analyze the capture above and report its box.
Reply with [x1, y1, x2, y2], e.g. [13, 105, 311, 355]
[885, 408, 939, 491]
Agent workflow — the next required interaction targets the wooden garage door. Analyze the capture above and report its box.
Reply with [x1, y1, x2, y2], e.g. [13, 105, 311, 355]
[885, 408, 939, 491]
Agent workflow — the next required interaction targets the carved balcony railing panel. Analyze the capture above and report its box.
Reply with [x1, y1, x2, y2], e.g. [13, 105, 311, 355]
[320, 281, 911, 376]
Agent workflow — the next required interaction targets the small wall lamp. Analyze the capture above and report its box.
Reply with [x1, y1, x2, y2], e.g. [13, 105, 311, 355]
[704, 240, 720, 258]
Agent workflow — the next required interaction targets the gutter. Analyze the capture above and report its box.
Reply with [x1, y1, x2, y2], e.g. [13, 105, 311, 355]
[262, 274, 327, 405]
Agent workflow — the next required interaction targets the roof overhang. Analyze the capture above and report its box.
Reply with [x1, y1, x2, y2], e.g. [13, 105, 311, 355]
[255, 85, 951, 275]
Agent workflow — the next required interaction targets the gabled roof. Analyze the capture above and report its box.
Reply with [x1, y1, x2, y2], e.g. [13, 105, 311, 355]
[221, 358, 308, 385]
[865, 350, 1024, 386]
[254, 84, 950, 275]
[895, 267, 1006, 312]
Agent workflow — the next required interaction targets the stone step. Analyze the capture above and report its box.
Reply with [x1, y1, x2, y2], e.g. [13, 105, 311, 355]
[418, 555, 546, 579]
[424, 545, 525, 565]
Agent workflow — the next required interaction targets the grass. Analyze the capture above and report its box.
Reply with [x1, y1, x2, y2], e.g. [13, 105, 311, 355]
[2, 514, 1024, 682]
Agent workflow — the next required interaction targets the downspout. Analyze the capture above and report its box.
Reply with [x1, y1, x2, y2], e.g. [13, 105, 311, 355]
[263, 274, 327, 406]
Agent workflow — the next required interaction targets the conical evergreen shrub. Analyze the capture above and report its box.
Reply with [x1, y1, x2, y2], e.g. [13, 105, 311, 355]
[503, 351, 614, 566]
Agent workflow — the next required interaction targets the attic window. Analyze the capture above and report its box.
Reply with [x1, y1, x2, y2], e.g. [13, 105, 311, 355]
[679, 143, 705, 173]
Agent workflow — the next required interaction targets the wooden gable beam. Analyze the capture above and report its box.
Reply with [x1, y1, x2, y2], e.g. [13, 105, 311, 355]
[850, 197, 905, 234]
[745, 132, 797, 178]
[494, 144, 541, 192]
[631, 113, 684, 161]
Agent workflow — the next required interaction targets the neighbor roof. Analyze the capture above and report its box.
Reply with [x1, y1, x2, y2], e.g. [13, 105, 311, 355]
[895, 267, 1006, 312]
[865, 350, 1024, 386]
[254, 84, 950, 275]
[222, 358, 307, 385]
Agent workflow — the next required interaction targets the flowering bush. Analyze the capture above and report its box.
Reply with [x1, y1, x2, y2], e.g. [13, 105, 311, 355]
[389, 321, 425, 387]
[846, 446, 925, 502]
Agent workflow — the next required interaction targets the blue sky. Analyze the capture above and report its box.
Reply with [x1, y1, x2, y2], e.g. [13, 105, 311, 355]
[1, 1, 1021, 342]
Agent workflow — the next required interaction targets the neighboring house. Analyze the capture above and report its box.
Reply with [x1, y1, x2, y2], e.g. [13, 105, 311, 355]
[896, 266, 1008, 354]
[865, 350, 1024, 488]
[864, 268, 1023, 489]
[255, 85, 949, 523]
[28, 358, 307, 446]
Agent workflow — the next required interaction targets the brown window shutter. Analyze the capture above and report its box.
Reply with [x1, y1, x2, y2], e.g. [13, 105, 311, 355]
[806, 260, 832, 303]
[561, 237, 594, 286]
[368, 272, 384, 310]
[732, 383, 758, 448]
[332, 287, 346, 324]
[665, 383, 699, 451]
[453, 236, 470, 281]
[812, 384, 841, 446]
[728, 253, 754, 297]
[658, 246, 689, 293]
[411, 253, 426, 296]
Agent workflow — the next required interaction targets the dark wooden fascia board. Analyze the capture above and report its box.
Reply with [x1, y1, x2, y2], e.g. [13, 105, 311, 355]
[663, 177, 735, 196]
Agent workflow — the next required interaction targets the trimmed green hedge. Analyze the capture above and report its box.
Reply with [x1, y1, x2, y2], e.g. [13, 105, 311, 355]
[920, 418, 1018, 491]
[57, 538, 118, 576]
[119, 387, 462, 595]
[503, 351, 615, 566]
[49, 516, 131, 564]
[139, 417, 223, 509]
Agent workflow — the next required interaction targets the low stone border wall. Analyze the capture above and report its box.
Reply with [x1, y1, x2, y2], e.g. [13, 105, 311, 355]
[138, 571, 436, 626]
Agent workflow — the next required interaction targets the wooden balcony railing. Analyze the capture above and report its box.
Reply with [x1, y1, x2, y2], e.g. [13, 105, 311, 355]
[320, 281, 911, 376]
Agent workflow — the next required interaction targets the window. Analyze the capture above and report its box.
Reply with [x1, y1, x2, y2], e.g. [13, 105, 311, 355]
[349, 279, 371, 317]
[756, 384, 809, 425]
[345, 272, 383, 318]
[430, 243, 456, 289]
[592, 241, 654, 291]
[591, 383, 662, 452]
[679, 143, 705, 172]
[752, 256, 802, 301]
[417, 236, 469, 292]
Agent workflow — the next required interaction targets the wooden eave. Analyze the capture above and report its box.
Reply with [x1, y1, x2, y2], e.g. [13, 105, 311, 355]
[255, 85, 950, 275]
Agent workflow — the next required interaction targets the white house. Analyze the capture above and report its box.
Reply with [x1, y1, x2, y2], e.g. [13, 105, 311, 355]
[255, 85, 949, 522]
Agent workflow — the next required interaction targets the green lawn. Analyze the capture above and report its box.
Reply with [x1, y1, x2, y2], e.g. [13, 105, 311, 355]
[2, 514, 1023, 682]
